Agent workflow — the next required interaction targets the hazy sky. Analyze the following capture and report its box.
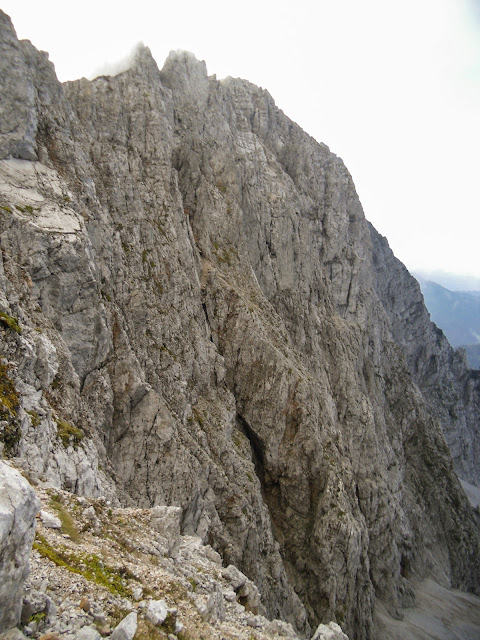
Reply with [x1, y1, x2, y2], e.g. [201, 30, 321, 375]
[3, 0, 480, 278]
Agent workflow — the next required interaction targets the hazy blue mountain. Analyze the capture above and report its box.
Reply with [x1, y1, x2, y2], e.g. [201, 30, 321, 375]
[414, 269, 480, 292]
[461, 344, 480, 369]
[415, 276, 480, 367]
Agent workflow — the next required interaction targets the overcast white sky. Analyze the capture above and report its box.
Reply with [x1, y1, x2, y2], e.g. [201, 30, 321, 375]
[3, 0, 480, 279]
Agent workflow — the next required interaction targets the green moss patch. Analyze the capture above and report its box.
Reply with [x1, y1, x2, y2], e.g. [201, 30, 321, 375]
[55, 418, 84, 448]
[33, 533, 133, 597]
[0, 311, 22, 334]
[0, 362, 21, 455]
[48, 496, 82, 542]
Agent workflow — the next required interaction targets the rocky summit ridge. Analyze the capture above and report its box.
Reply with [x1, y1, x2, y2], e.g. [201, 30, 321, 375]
[0, 10, 479, 640]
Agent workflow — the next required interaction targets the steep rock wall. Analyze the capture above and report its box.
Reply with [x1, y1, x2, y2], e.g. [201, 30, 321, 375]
[368, 224, 480, 485]
[0, 12, 479, 640]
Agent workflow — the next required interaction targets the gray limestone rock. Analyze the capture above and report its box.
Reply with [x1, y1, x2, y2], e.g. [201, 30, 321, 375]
[74, 627, 102, 640]
[109, 612, 137, 640]
[150, 505, 181, 558]
[0, 13, 37, 161]
[0, 630, 28, 640]
[0, 463, 40, 634]
[39, 510, 61, 529]
[312, 622, 350, 640]
[145, 600, 168, 626]
[195, 584, 226, 623]
[222, 565, 248, 590]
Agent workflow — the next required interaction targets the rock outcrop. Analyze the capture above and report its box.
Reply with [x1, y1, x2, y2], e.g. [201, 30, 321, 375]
[0, 462, 39, 633]
[0, 11, 479, 640]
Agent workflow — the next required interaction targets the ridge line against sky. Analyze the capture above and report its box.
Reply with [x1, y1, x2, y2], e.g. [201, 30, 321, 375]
[2, 0, 480, 279]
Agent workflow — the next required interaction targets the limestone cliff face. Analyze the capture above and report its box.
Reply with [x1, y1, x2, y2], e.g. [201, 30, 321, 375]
[0, 11, 479, 640]
[368, 224, 480, 486]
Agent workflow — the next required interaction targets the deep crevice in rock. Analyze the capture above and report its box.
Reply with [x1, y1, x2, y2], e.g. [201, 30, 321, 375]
[235, 412, 266, 495]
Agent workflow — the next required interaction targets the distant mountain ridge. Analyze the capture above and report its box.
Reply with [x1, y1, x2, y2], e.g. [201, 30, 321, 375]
[414, 275, 480, 369]
[414, 270, 480, 292]
[463, 344, 480, 369]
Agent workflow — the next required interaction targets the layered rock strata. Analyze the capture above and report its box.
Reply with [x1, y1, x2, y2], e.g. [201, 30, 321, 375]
[0, 11, 479, 640]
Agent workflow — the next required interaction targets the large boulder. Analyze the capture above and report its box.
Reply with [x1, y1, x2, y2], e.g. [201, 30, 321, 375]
[0, 462, 40, 633]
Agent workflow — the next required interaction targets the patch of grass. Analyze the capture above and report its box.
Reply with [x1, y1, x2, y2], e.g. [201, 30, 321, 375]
[161, 613, 177, 635]
[26, 409, 41, 427]
[48, 497, 81, 542]
[33, 534, 132, 597]
[14, 204, 35, 214]
[55, 418, 84, 448]
[213, 247, 233, 266]
[134, 618, 164, 640]
[29, 612, 46, 625]
[0, 205, 12, 213]
[155, 222, 167, 237]
[0, 311, 22, 334]
[109, 606, 132, 628]
[192, 408, 204, 427]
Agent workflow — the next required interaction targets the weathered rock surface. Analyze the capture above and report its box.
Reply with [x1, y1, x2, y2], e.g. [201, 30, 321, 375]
[0, 10, 479, 640]
[369, 225, 480, 486]
[0, 462, 39, 633]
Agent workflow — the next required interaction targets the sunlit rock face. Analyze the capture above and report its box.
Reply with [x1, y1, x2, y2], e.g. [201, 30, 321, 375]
[0, 10, 479, 640]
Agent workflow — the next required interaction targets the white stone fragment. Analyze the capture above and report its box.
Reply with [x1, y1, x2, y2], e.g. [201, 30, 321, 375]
[312, 621, 350, 640]
[39, 510, 61, 529]
[109, 612, 137, 640]
[145, 600, 168, 626]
